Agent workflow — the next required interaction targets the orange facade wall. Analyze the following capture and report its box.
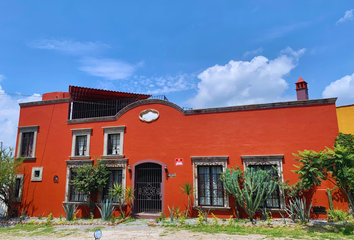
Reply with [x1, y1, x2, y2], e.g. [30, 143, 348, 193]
[15, 100, 344, 219]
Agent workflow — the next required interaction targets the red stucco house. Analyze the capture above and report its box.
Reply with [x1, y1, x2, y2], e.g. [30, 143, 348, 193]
[13, 78, 347, 219]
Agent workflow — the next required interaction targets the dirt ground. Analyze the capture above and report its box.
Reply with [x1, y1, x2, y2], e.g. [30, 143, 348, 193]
[0, 227, 281, 240]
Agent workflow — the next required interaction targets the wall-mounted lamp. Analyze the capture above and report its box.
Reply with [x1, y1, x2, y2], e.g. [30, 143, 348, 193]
[128, 165, 131, 172]
[164, 164, 168, 172]
[53, 175, 59, 183]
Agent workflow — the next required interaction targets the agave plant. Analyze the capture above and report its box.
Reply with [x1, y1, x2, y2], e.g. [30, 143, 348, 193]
[97, 199, 115, 221]
[167, 206, 174, 222]
[284, 197, 312, 224]
[62, 203, 78, 221]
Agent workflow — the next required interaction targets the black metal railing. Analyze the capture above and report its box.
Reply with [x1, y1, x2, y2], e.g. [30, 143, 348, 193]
[69, 95, 168, 120]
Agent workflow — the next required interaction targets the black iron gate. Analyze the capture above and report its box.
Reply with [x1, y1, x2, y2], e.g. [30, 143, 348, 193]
[135, 163, 162, 213]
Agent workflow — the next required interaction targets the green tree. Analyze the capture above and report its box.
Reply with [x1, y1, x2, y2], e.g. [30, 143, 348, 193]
[180, 182, 193, 217]
[221, 167, 277, 222]
[294, 133, 354, 213]
[70, 161, 110, 212]
[0, 148, 23, 219]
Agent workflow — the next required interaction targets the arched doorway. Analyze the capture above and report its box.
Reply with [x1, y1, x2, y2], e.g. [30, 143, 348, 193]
[133, 161, 164, 214]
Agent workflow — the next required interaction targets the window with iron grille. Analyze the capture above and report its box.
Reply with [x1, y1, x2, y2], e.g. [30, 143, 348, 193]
[69, 171, 88, 202]
[107, 134, 120, 155]
[21, 132, 34, 157]
[75, 135, 87, 156]
[14, 178, 21, 199]
[103, 170, 123, 202]
[248, 164, 281, 209]
[197, 165, 224, 206]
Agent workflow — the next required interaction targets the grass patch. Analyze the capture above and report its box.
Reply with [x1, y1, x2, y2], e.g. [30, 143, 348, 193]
[85, 226, 106, 232]
[124, 217, 136, 224]
[0, 224, 56, 237]
[165, 224, 354, 239]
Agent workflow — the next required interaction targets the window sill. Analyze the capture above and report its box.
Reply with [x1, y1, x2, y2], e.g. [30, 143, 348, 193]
[63, 201, 127, 207]
[192, 206, 231, 211]
[63, 201, 89, 206]
[16, 157, 36, 161]
[101, 155, 125, 159]
[256, 208, 285, 213]
[69, 155, 91, 160]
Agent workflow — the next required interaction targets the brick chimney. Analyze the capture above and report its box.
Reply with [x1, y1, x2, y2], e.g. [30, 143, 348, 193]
[295, 77, 309, 100]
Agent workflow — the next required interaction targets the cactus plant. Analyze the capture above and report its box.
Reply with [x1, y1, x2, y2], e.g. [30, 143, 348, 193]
[221, 167, 277, 222]
[327, 188, 334, 210]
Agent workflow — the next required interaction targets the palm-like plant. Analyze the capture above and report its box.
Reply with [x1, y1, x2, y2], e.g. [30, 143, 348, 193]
[110, 183, 125, 218]
[125, 187, 135, 217]
[181, 182, 193, 217]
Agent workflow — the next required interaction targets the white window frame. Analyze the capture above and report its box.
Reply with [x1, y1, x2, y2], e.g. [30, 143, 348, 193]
[102, 126, 125, 159]
[31, 167, 43, 182]
[16, 126, 39, 160]
[64, 160, 93, 203]
[241, 154, 285, 210]
[70, 128, 92, 160]
[191, 156, 230, 210]
[12, 174, 24, 202]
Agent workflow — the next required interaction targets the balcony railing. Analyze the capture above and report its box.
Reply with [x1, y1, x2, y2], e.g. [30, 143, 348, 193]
[68, 95, 168, 120]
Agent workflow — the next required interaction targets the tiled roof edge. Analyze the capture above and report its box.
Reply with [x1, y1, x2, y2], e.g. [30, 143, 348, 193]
[19, 98, 71, 107]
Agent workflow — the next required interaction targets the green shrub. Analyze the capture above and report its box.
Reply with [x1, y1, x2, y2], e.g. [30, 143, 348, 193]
[28, 219, 35, 225]
[46, 211, 53, 225]
[211, 213, 218, 225]
[155, 215, 160, 223]
[110, 215, 116, 223]
[327, 209, 349, 222]
[160, 211, 165, 221]
[38, 214, 42, 220]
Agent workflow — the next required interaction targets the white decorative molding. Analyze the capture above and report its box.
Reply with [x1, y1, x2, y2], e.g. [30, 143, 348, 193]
[102, 126, 125, 156]
[191, 156, 229, 208]
[70, 128, 92, 158]
[241, 154, 285, 210]
[31, 167, 43, 181]
[97, 159, 128, 202]
[64, 160, 93, 202]
[139, 109, 159, 123]
[16, 125, 39, 159]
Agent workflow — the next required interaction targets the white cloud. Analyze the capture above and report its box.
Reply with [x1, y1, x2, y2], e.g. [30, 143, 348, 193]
[243, 47, 263, 58]
[322, 73, 354, 106]
[79, 58, 141, 80]
[336, 9, 354, 25]
[28, 39, 110, 55]
[0, 74, 5, 82]
[259, 22, 310, 42]
[188, 47, 305, 108]
[0, 85, 41, 149]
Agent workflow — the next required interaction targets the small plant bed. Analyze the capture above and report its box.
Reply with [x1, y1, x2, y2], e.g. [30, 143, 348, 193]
[0, 216, 132, 227]
[152, 216, 354, 239]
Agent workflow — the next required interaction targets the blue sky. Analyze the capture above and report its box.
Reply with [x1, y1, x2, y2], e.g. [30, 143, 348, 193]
[0, 1, 354, 147]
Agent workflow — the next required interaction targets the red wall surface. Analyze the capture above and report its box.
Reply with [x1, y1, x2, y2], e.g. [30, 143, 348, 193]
[15, 100, 345, 219]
